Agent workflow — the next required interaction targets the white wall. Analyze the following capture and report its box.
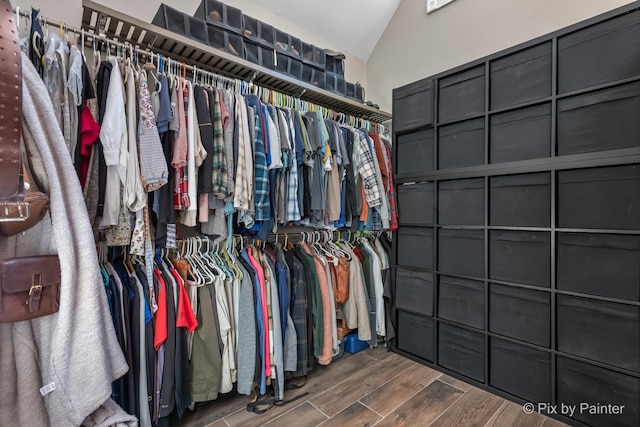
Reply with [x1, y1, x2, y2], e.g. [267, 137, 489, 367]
[14, 0, 368, 87]
[367, 0, 636, 112]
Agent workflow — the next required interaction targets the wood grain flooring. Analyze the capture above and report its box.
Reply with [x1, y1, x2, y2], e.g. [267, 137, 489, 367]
[176, 347, 569, 427]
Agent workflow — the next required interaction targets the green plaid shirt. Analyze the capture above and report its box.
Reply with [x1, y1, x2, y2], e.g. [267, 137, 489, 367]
[212, 90, 228, 198]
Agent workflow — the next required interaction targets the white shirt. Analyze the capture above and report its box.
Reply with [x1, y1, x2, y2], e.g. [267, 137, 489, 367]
[99, 56, 128, 228]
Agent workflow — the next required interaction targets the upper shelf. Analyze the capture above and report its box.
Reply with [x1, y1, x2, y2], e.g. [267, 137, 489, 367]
[81, 0, 391, 123]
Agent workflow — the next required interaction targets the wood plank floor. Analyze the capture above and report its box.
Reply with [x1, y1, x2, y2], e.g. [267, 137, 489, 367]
[175, 347, 567, 427]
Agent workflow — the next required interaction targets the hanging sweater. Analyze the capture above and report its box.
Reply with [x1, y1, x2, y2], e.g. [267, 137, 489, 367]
[0, 52, 134, 427]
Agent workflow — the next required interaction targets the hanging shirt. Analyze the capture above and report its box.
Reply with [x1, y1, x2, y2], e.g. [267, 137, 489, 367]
[221, 90, 236, 202]
[356, 129, 383, 209]
[138, 75, 169, 192]
[186, 81, 197, 212]
[214, 275, 234, 394]
[173, 78, 189, 211]
[98, 56, 127, 229]
[124, 68, 146, 212]
[211, 90, 228, 199]
[246, 95, 270, 222]
[172, 268, 198, 332]
[233, 94, 253, 212]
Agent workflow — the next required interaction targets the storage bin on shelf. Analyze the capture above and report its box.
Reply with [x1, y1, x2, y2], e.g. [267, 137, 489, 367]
[196, 0, 243, 34]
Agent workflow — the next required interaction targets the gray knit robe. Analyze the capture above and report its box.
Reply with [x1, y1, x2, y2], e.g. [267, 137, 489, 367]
[0, 53, 135, 427]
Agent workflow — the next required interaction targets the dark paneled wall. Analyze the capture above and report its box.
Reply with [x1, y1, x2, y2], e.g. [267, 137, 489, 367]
[392, 3, 640, 426]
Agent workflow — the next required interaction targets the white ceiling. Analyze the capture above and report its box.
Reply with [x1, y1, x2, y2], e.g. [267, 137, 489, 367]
[241, 0, 402, 60]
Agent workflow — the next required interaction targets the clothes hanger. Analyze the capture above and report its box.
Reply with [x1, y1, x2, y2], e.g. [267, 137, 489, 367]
[97, 241, 109, 286]
[182, 239, 202, 286]
[191, 237, 216, 284]
[220, 242, 243, 279]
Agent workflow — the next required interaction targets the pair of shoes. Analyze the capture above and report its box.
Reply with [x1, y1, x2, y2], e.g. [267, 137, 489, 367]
[365, 101, 380, 109]
[285, 375, 307, 390]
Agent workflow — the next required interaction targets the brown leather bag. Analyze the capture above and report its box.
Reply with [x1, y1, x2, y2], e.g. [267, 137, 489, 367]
[0, 256, 61, 323]
[0, 169, 50, 237]
[0, 0, 60, 323]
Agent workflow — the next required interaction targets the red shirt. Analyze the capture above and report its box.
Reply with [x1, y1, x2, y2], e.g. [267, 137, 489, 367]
[171, 268, 198, 332]
[153, 268, 168, 350]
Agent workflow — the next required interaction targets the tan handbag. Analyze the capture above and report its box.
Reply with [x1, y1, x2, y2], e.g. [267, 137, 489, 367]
[0, 0, 60, 323]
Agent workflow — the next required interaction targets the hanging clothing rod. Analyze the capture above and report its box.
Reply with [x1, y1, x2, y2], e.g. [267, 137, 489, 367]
[15, 7, 384, 131]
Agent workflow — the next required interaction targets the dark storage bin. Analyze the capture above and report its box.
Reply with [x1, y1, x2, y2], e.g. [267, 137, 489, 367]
[438, 229, 484, 278]
[438, 178, 484, 226]
[207, 25, 243, 57]
[325, 54, 345, 77]
[439, 66, 485, 123]
[490, 173, 551, 227]
[152, 4, 188, 36]
[244, 41, 274, 69]
[326, 73, 346, 96]
[196, 0, 243, 33]
[489, 283, 550, 347]
[557, 82, 640, 156]
[242, 15, 274, 48]
[558, 11, 640, 94]
[274, 29, 302, 59]
[490, 231, 550, 287]
[490, 42, 552, 109]
[346, 82, 365, 103]
[397, 182, 434, 225]
[398, 311, 434, 361]
[438, 323, 485, 382]
[153, 6, 210, 45]
[396, 268, 434, 316]
[558, 164, 640, 230]
[394, 81, 434, 132]
[397, 227, 434, 270]
[275, 53, 302, 79]
[557, 357, 640, 427]
[186, 16, 209, 45]
[490, 103, 551, 163]
[438, 118, 484, 169]
[396, 129, 434, 175]
[302, 64, 325, 89]
[301, 42, 326, 69]
[490, 338, 551, 403]
[557, 295, 640, 372]
[438, 275, 484, 329]
[558, 233, 640, 301]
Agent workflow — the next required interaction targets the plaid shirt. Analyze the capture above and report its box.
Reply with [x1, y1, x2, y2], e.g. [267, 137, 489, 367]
[173, 166, 189, 210]
[283, 111, 301, 223]
[285, 251, 310, 377]
[246, 95, 270, 221]
[212, 90, 228, 198]
[173, 82, 191, 210]
[233, 94, 253, 212]
[357, 130, 382, 208]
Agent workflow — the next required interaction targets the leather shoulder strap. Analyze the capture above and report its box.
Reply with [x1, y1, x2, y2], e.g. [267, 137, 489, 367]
[0, 0, 22, 199]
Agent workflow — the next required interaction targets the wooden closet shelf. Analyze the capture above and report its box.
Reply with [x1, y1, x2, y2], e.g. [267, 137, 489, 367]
[81, 0, 392, 123]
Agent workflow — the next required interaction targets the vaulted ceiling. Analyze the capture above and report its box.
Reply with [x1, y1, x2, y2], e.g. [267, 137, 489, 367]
[241, 0, 402, 60]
